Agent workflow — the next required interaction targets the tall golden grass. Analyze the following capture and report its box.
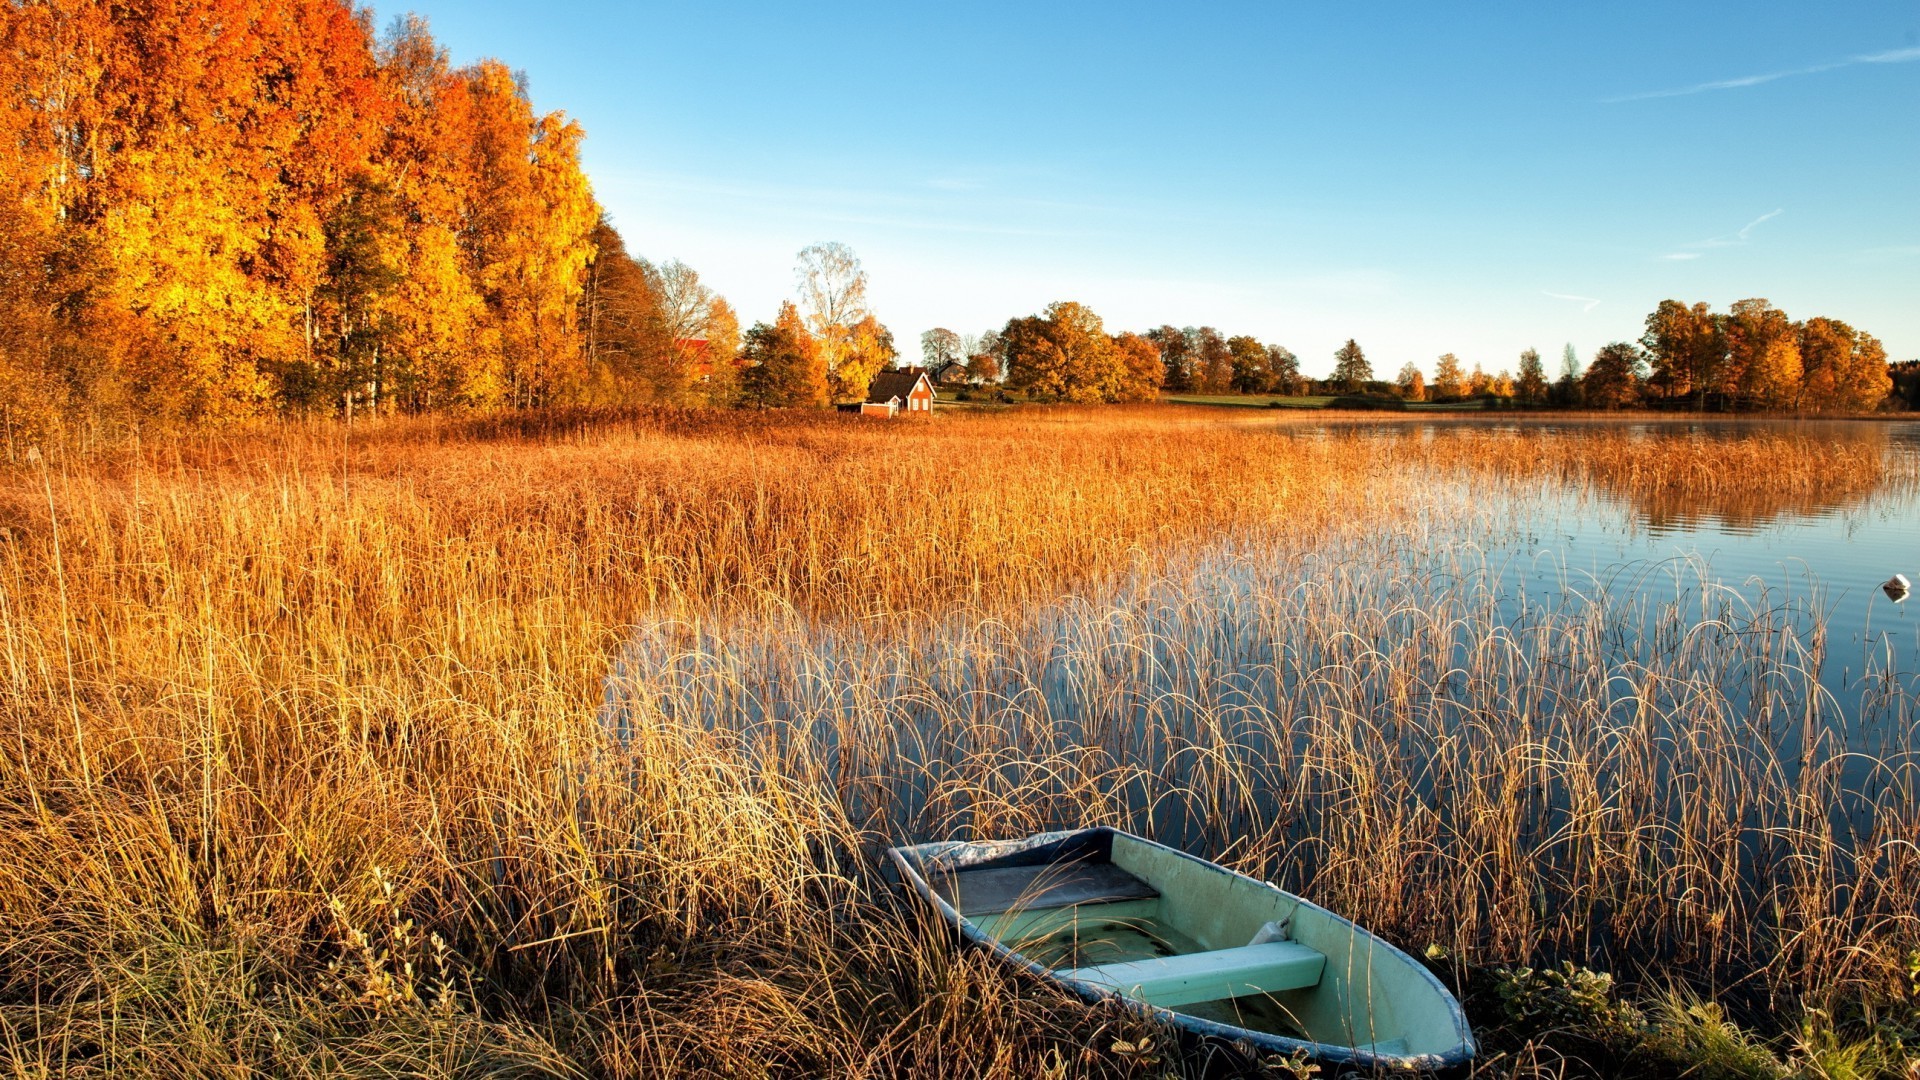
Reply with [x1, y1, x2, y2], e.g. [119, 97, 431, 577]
[0, 406, 1915, 1076]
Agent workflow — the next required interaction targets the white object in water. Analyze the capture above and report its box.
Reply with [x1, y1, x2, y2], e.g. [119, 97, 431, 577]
[1886, 574, 1912, 602]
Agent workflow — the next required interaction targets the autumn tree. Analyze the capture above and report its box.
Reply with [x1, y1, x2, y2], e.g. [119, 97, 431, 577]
[1191, 327, 1232, 393]
[1001, 302, 1126, 402]
[1432, 353, 1468, 400]
[965, 330, 1002, 384]
[1516, 348, 1547, 403]
[1582, 343, 1644, 409]
[1469, 363, 1491, 397]
[1227, 335, 1270, 393]
[831, 314, 897, 403]
[1332, 339, 1371, 392]
[1396, 363, 1426, 401]
[740, 301, 827, 408]
[580, 216, 673, 401]
[1111, 332, 1165, 402]
[795, 241, 871, 393]
[1797, 317, 1890, 411]
[1724, 298, 1800, 408]
[1147, 326, 1193, 392]
[1641, 300, 1724, 405]
[1267, 346, 1303, 395]
[698, 297, 742, 406]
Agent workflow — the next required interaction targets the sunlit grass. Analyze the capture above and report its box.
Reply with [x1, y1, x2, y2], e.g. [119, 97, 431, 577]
[1, 405, 1915, 1076]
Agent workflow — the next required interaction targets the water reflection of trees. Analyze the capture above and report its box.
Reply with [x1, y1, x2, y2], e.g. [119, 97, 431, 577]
[1391, 419, 1918, 534]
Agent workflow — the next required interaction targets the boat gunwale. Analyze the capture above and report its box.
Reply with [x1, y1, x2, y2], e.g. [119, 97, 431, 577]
[887, 826, 1476, 1073]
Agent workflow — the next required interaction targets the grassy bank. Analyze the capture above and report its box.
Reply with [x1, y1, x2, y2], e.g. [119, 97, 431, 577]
[1, 407, 1916, 1076]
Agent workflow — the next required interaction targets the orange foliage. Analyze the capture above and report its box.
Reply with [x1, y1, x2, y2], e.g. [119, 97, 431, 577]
[0, 0, 599, 442]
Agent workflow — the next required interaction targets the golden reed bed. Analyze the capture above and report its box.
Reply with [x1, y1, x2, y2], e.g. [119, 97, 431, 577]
[0, 406, 1914, 1076]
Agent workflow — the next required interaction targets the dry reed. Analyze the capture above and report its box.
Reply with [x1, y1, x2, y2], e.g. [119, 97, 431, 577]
[0, 405, 1914, 1077]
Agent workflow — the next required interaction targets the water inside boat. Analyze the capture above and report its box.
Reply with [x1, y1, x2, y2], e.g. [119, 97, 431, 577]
[923, 832, 1462, 1059]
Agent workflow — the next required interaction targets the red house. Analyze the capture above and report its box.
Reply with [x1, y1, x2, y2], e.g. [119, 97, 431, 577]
[861, 369, 935, 417]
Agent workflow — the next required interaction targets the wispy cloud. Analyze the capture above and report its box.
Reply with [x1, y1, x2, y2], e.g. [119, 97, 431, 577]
[1658, 209, 1784, 261]
[1736, 208, 1784, 240]
[1543, 291, 1602, 312]
[1605, 46, 1920, 102]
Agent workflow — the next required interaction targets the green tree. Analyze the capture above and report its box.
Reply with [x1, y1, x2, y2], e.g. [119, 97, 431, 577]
[739, 301, 827, 408]
[1332, 339, 1371, 392]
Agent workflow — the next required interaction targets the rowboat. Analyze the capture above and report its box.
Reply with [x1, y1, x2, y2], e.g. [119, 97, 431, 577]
[888, 827, 1475, 1073]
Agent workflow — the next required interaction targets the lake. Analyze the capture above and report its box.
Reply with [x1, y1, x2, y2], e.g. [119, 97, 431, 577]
[600, 416, 1920, 992]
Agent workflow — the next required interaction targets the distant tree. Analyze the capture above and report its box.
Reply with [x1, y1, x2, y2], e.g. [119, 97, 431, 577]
[1492, 370, 1515, 398]
[1147, 326, 1192, 391]
[831, 314, 897, 403]
[1432, 353, 1468, 400]
[1396, 362, 1426, 401]
[1725, 298, 1799, 407]
[921, 327, 963, 371]
[1582, 342, 1644, 409]
[739, 301, 828, 408]
[1641, 300, 1724, 405]
[1267, 345, 1303, 395]
[1001, 301, 1124, 402]
[1553, 343, 1584, 405]
[1332, 339, 1371, 392]
[652, 259, 718, 402]
[1796, 317, 1890, 411]
[1469, 363, 1491, 397]
[580, 217, 675, 402]
[1111, 332, 1165, 402]
[699, 298, 741, 406]
[1227, 335, 1270, 392]
[966, 330, 1002, 384]
[1516, 348, 1547, 403]
[1191, 327, 1232, 393]
[794, 241, 870, 389]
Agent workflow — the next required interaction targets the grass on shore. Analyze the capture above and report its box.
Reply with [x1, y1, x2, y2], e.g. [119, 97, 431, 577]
[1, 405, 1916, 1077]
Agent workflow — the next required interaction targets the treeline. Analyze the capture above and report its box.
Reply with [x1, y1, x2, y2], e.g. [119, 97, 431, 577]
[937, 296, 1900, 412]
[0, 1, 843, 446]
[918, 307, 1306, 403]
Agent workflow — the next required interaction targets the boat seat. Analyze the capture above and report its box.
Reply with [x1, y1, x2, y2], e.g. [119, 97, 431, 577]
[1061, 941, 1326, 1008]
[931, 861, 1159, 917]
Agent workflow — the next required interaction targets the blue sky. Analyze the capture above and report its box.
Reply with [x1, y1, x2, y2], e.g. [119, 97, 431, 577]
[372, 2, 1919, 377]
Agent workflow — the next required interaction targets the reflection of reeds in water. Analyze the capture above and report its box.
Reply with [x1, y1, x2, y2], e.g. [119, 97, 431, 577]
[608, 535, 1920, 1004]
[1291, 419, 1913, 533]
[0, 406, 1915, 1073]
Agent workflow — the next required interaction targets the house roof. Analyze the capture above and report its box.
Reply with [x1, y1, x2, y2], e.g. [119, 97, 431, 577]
[866, 369, 929, 404]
